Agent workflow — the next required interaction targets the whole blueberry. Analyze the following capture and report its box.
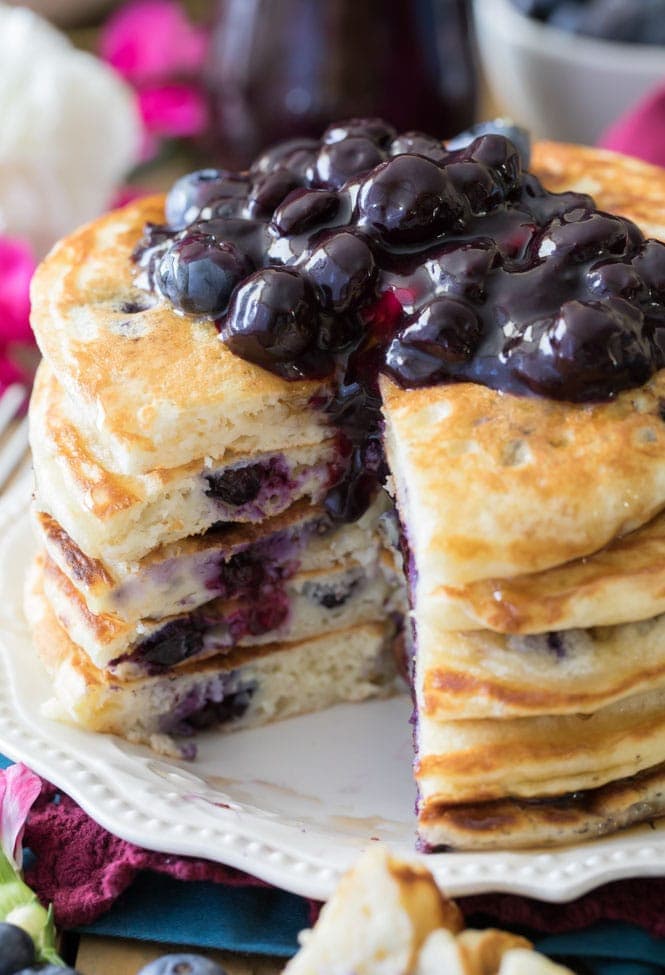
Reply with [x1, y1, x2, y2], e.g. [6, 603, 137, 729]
[205, 462, 265, 506]
[458, 134, 523, 193]
[14, 966, 80, 975]
[356, 154, 469, 245]
[0, 922, 35, 975]
[247, 170, 301, 218]
[156, 235, 250, 316]
[195, 217, 270, 268]
[304, 231, 377, 311]
[312, 137, 386, 189]
[137, 954, 228, 975]
[220, 267, 319, 368]
[272, 188, 340, 235]
[323, 117, 396, 147]
[447, 120, 531, 169]
[250, 137, 320, 177]
[632, 239, 665, 297]
[165, 169, 229, 229]
[587, 261, 644, 300]
[204, 174, 251, 219]
[426, 241, 500, 300]
[382, 337, 445, 387]
[538, 212, 642, 265]
[445, 161, 504, 213]
[400, 296, 483, 363]
[389, 131, 448, 162]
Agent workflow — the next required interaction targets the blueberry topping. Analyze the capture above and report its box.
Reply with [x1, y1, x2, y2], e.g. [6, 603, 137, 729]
[389, 131, 448, 162]
[304, 231, 377, 311]
[205, 463, 265, 506]
[272, 188, 340, 235]
[137, 953, 228, 975]
[155, 235, 250, 316]
[356, 154, 469, 244]
[247, 170, 301, 218]
[459, 134, 522, 194]
[220, 267, 321, 374]
[323, 117, 397, 147]
[165, 169, 228, 229]
[250, 136, 320, 177]
[0, 922, 35, 975]
[399, 296, 484, 365]
[312, 137, 386, 189]
[447, 120, 531, 169]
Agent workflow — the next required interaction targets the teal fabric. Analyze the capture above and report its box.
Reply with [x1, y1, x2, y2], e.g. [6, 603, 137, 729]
[3, 754, 664, 969]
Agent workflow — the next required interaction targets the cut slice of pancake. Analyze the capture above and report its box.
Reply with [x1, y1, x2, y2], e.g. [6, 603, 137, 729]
[30, 362, 344, 564]
[35, 494, 389, 621]
[416, 611, 665, 720]
[42, 550, 397, 675]
[430, 506, 665, 634]
[26, 559, 398, 756]
[29, 195, 334, 475]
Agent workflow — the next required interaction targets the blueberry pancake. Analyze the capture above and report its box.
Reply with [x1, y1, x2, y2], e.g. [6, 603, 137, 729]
[25, 115, 665, 850]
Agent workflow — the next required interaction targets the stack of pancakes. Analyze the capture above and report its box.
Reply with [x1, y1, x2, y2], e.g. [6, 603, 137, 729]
[381, 143, 665, 849]
[26, 198, 400, 757]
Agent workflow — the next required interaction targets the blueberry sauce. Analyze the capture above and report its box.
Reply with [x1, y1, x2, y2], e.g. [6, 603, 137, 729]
[159, 675, 257, 743]
[135, 118, 665, 517]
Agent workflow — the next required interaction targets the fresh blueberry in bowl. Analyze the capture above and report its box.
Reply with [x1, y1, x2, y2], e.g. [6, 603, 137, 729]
[137, 954, 228, 975]
[156, 235, 251, 316]
[220, 267, 321, 373]
[0, 922, 35, 975]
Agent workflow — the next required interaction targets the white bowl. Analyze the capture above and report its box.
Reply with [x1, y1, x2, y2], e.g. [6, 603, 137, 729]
[473, 0, 665, 144]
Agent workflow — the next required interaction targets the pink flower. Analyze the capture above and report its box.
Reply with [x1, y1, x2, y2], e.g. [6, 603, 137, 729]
[101, 0, 208, 86]
[138, 82, 209, 144]
[599, 82, 665, 169]
[0, 764, 42, 869]
[0, 238, 36, 347]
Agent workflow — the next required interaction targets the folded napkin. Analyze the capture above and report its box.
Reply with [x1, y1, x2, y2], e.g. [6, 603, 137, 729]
[8, 754, 661, 973]
[599, 81, 665, 169]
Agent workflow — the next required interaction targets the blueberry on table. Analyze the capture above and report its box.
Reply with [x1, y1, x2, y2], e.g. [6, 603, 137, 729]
[0, 922, 35, 975]
[137, 955, 228, 975]
[356, 154, 469, 245]
[220, 267, 319, 370]
[165, 169, 230, 229]
[156, 235, 250, 317]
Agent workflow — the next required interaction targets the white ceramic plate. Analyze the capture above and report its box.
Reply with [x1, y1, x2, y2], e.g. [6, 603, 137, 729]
[1, 483, 664, 902]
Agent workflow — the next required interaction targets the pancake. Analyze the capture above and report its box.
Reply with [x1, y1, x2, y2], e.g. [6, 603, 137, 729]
[35, 494, 389, 621]
[418, 762, 665, 852]
[27, 558, 397, 755]
[30, 362, 343, 564]
[429, 506, 665, 634]
[29, 195, 333, 475]
[416, 684, 665, 804]
[416, 611, 665, 719]
[42, 550, 395, 675]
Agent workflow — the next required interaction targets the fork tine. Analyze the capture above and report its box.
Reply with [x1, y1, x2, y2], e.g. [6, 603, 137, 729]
[0, 414, 29, 493]
[0, 384, 27, 439]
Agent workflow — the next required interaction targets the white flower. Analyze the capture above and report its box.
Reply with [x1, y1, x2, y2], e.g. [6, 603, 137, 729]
[0, 3, 141, 255]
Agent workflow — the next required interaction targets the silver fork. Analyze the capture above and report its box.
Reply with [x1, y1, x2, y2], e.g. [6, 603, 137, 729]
[0, 383, 30, 494]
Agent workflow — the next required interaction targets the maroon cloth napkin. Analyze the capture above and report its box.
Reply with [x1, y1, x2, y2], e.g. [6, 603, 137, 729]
[599, 81, 665, 168]
[22, 780, 665, 937]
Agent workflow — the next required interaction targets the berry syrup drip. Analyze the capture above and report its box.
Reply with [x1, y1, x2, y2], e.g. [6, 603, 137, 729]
[134, 118, 665, 514]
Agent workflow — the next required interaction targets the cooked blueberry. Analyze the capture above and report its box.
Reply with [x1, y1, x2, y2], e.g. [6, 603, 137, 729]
[0, 922, 35, 975]
[400, 297, 483, 364]
[137, 954, 228, 975]
[356, 154, 469, 245]
[323, 117, 396, 147]
[195, 217, 269, 267]
[444, 161, 504, 213]
[324, 443, 380, 522]
[272, 188, 340, 235]
[205, 463, 265, 506]
[383, 337, 445, 387]
[140, 619, 205, 668]
[156, 235, 250, 316]
[250, 137, 320, 176]
[304, 231, 377, 311]
[389, 131, 448, 162]
[317, 314, 363, 352]
[517, 298, 652, 400]
[538, 212, 643, 265]
[587, 261, 645, 300]
[165, 169, 229, 229]
[425, 240, 500, 299]
[311, 137, 386, 189]
[458, 134, 522, 193]
[303, 568, 364, 608]
[633, 239, 665, 297]
[247, 170, 301, 218]
[220, 267, 319, 370]
[447, 120, 531, 169]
